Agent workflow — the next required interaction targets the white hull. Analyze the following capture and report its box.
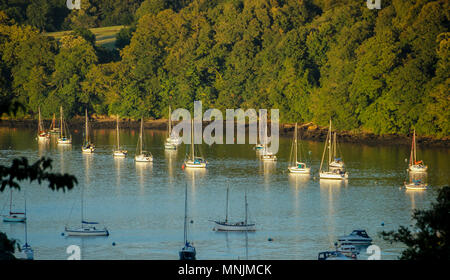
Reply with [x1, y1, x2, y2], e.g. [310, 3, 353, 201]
[65, 227, 109, 236]
[135, 154, 153, 162]
[113, 150, 127, 157]
[184, 161, 207, 168]
[57, 138, 72, 145]
[288, 166, 311, 174]
[82, 147, 94, 153]
[214, 222, 256, 232]
[320, 172, 348, 180]
[409, 165, 428, 172]
[405, 183, 427, 190]
[3, 215, 26, 223]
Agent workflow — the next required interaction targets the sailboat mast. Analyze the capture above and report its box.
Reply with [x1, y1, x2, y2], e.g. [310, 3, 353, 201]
[413, 129, 417, 163]
[225, 188, 229, 223]
[85, 108, 89, 143]
[191, 120, 194, 161]
[140, 118, 143, 154]
[333, 132, 337, 160]
[183, 183, 188, 244]
[38, 106, 42, 133]
[294, 123, 298, 163]
[116, 115, 120, 150]
[244, 191, 248, 225]
[81, 181, 84, 224]
[9, 189, 12, 214]
[328, 120, 332, 169]
[168, 106, 172, 136]
[24, 192, 28, 244]
[60, 106, 63, 138]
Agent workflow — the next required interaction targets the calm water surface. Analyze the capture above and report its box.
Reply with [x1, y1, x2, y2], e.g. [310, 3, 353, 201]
[0, 127, 448, 260]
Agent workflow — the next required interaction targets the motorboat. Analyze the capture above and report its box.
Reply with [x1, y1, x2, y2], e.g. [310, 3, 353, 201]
[338, 230, 372, 245]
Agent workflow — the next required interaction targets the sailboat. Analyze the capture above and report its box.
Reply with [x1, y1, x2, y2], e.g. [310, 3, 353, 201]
[81, 109, 95, 153]
[135, 118, 153, 162]
[49, 113, 60, 135]
[19, 193, 33, 260]
[408, 129, 427, 172]
[259, 133, 277, 161]
[37, 107, 50, 141]
[64, 183, 109, 236]
[57, 106, 72, 145]
[179, 183, 196, 260]
[319, 120, 348, 180]
[183, 120, 207, 168]
[288, 123, 310, 174]
[113, 115, 127, 157]
[213, 188, 256, 232]
[2, 189, 26, 222]
[165, 106, 180, 150]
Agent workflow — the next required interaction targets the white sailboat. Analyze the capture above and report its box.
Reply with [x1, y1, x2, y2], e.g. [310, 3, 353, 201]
[57, 106, 72, 145]
[213, 188, 256, 232]
[183, 120, 207, 168]
[64, 183, 109, 237]
[81, 108, 95, 153]
[259, 132, 277, 161]
[37, 107, 50, 141]
[2, 189, 26, 223]
[135, 118, 153, 162]
[319, 120, 348, 180]
[165, 106, 179, 150]
[408, 129, 427, 173]
[288, 123, 310, 174]
[113, 115, 127, 157]
[179, 183, 196, 260]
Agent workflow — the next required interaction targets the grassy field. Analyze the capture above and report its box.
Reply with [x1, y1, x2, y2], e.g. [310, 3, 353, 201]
[44, 25, 124, 49]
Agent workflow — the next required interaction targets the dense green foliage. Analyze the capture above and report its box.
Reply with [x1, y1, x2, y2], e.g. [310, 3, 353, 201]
[0, 0, 449, 137]
[381, 186, 450, 260]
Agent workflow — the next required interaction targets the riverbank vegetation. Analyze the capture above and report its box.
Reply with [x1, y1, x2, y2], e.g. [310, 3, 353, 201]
[0, 0, 448, 138]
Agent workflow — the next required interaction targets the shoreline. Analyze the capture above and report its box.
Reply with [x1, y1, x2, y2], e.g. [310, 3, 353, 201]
[1, 117, 449, 148]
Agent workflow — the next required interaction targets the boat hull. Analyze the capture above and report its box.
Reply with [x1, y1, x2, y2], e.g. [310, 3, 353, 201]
[3, 215, 26, 223]
[65, 228, 109, 236]
[320, 172, 348, 180]
[214, 222, 256, 232]
[184, 160, 207, 168]
[57, 139, 72, 145]
[405, 183, 427, 190]
[288, 166, 311, 174]
[82, 147, 95, 153]
[113, 151, 127, 157]
[408, 165, 428, 172]
[135, 155, 153, 162]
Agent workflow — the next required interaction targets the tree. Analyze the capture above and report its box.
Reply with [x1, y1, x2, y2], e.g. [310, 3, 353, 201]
[381, 186, 450, 260]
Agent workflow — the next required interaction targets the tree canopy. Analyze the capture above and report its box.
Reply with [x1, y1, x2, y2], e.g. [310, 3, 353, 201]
[0, 0, 448, 137]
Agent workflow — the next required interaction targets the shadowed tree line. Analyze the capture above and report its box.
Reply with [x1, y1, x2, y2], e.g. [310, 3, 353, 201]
[0, 0, 448, 138]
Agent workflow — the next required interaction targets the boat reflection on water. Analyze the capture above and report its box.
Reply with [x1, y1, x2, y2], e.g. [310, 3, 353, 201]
[405, 172, 428, 191]
[136, 160, 152, 195]
[288, 173, 310, 187]
[165, 149, 177, 185]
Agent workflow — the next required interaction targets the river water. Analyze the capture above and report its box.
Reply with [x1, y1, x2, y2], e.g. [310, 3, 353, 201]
[0, 127, 448, 260]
